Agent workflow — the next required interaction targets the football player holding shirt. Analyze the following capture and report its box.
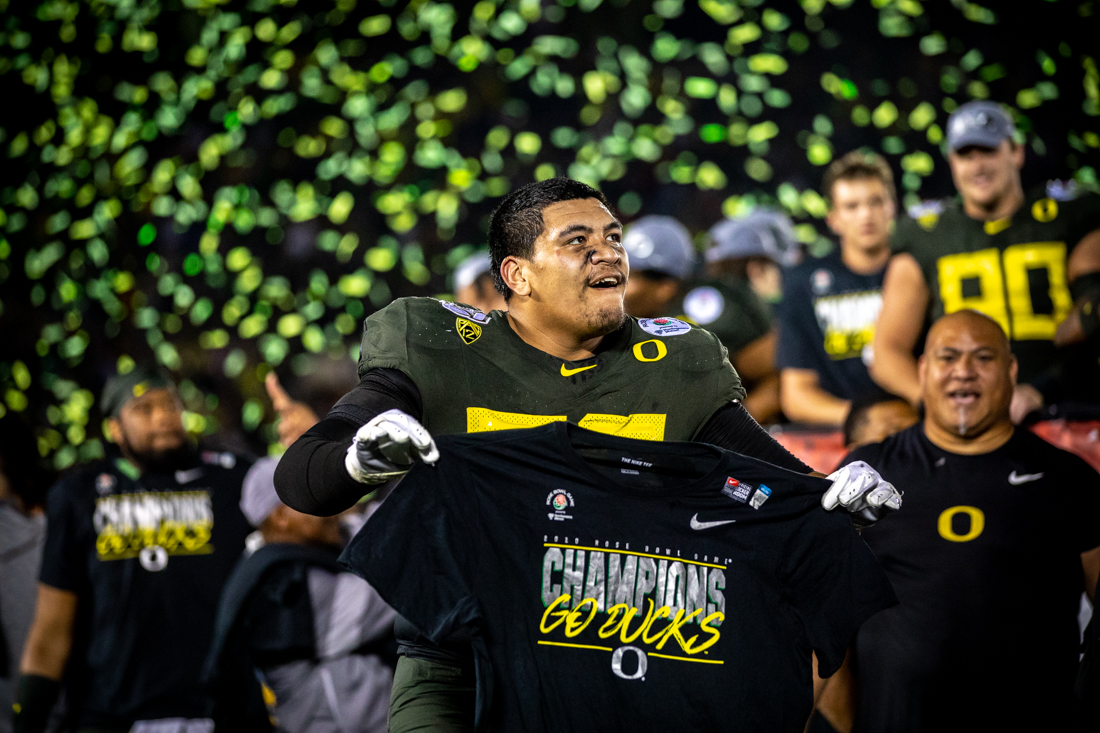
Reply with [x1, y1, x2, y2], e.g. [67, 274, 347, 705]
[778, 152, 896, 426]
[275, 178, 901, 733]
[873, 101, 1100, 422]
[844, 311, 1100, 732]
[14, 366, 254, 733]
[346, 423, 898, 732]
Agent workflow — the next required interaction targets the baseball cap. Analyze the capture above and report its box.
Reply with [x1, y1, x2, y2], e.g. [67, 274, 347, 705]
[945, 101, 1016, 153]
[101, 363, 175, 417]
[705, 210, 799, 267]
[453, 252, 492, 292]
[621, 215, 696, 280]
[240, 455, 282, 527]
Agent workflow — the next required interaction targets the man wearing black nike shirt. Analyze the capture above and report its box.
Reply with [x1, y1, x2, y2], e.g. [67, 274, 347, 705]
[844, 310, 1100, 732]
[275, 178, 901, 732]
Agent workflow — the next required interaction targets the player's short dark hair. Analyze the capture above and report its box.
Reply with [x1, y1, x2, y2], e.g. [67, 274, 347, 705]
[822, 150, 897, 206]
[843, 388, 909, 447]
[488, 178, 610, 299]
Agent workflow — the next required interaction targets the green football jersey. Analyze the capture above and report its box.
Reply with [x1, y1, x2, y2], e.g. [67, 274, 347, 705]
[894, 185, 1100, 382]
[669, 277, 773, 356]
[357, 297, 745, 441]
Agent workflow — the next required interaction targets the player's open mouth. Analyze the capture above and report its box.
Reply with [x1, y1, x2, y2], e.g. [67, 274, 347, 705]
[947, 389, 980, 406]
[588, 273, 623, 289]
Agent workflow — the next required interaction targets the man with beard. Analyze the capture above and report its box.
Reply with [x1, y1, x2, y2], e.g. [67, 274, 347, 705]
[842, 311, 1100, 731]
[14, 365, 254, 733]
[275, 178, 901, 732]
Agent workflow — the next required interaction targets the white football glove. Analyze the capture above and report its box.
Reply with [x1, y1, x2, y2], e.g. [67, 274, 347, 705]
[822, 460, 902, 528]
[345, 409, 439, 485]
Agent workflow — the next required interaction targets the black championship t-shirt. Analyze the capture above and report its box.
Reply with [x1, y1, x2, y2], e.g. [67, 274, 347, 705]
[40, 450, 253, 727]
[776, 251, 884, 401]
[894, 184, 1100, 385]
[845, 425, 1100, 733]
[344, 424, 896, 732]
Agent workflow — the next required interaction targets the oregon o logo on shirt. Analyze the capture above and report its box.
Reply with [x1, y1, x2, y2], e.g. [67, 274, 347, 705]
[937, 505, 985, 543]
[633, 339, 667, 362]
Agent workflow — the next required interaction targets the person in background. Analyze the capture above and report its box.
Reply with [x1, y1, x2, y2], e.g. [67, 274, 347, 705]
[872, 100, 1100, 422]
[0, 416, 52, 733]
[14, 365, 254, 733]
[688, 211, 802, 423]
[453, 252, 506, 314]
[705, 209, 801, 305]
[777, 151, 896, 426]
[842, 391, 919, 450]
[621, 215, 696, 320]
[205, 458, 396, 733]
[843, 310, 1100, 731]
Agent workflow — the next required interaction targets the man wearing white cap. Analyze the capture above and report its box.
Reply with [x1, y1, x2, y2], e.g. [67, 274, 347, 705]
[873, 100, 1100, 422]
[452, 252, 506, 314]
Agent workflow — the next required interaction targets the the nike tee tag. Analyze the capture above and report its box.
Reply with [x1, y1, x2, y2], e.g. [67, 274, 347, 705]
[690, 513, 737, 530]
[1007, 470, 1043, 485]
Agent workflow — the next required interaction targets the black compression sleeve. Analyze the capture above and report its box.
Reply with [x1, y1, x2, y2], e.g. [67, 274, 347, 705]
[13, 674, 60, 733]
[274, 368, 423, 516]
[695, 402, 813, 474]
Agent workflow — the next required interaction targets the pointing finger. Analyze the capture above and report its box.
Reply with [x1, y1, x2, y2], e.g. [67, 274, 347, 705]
[265, 372, 293, 412]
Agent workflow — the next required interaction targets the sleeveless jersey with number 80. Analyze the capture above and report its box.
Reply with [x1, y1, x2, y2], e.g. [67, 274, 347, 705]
[356, 298, 746, 441]
[895, 185, 1100, 383]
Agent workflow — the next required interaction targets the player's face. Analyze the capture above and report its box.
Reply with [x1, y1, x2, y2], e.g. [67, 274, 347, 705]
[919, 315, 1016, 439]
[826, 178, 895, 253]
[109, 388, 189, 470]
[948, 140, 1024, 211]
[526, 198, 627, 336]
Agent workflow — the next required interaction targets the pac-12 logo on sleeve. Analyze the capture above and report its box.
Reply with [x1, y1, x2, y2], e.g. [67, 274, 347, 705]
[638, 317, 691, 337]
[546, 489, 574, 521]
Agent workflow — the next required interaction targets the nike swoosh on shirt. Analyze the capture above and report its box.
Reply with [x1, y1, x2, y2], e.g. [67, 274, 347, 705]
[690, 514, 737, 530]
[560, 363, 597, 377]
[1008, 470, 1044, 485]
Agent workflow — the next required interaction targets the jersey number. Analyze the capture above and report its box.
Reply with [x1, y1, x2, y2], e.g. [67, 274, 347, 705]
[936, 243, 1072, 340]
[467, 408, 667, 441]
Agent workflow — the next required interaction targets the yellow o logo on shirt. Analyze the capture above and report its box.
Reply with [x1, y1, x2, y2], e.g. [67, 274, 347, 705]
[633, 339, 668, 363]
[1031, 197, 1058, 223]
[937, 505, 985, 543]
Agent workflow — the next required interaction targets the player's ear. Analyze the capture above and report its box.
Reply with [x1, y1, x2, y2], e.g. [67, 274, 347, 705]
[107, 418, 122, 445]
[1008, 354, 1018, 387]
[917, 354, 928, 395]
[825, 207, 841, 236]
[500, 255, 531, 298]
[1009, 141, 1025, 170]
